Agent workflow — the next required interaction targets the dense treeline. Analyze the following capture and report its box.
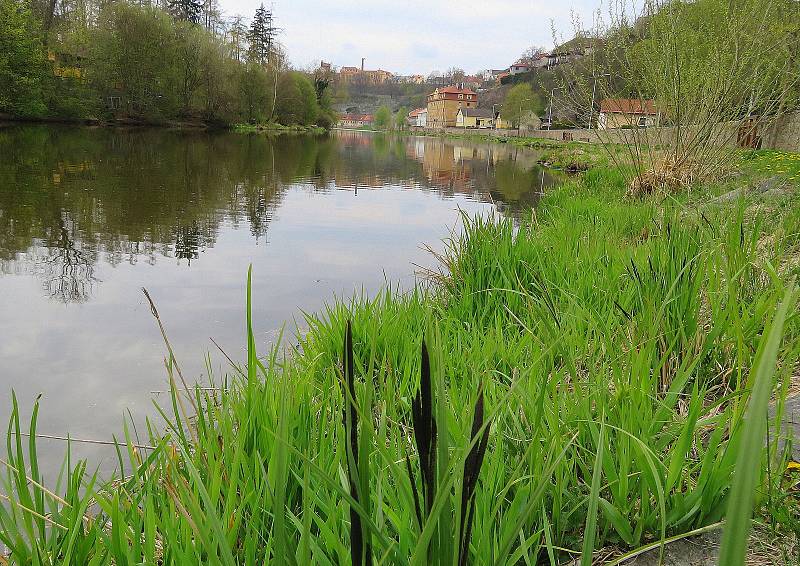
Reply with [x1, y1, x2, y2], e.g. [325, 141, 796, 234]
[0, 0, 336, 126]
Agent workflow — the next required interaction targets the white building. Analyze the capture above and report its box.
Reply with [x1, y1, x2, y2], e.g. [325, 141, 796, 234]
[408, 108, 428, 128]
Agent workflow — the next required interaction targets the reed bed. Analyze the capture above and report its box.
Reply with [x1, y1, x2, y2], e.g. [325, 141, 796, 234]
[1, 173, 798, 564]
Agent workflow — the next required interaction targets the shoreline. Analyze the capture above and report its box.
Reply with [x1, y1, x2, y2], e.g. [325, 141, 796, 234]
[0, 115, 329, 135]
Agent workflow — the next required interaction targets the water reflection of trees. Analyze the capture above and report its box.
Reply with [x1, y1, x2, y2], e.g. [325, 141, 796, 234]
[34, 211, 99, 303]
[0, 126, 555, 302]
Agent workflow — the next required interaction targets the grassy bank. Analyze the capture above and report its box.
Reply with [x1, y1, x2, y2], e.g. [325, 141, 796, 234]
[2, 166, 799, 564]
[232, 123, 329, 135]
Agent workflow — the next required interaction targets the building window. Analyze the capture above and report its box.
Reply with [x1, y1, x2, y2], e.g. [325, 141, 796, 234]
[458, 94, 463, 99]
[467, 95, 472, 100]
[108, 96, 121, 110]
[638, 116, 648, 127]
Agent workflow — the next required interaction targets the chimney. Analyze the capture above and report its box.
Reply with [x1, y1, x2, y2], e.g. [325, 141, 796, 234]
[361, 58, 365, 71]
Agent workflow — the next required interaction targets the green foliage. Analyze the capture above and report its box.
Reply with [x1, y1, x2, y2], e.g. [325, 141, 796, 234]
[92, 3, 180, 119]
[1, 169, 798, 562]
[394, 105, 409, 130]
[0, 0, 47, 117]
[274, 72, 320, 126]
[501, 83, 541, 127]
[315, 85, 337, 129]
[236, 62, 272, 124]
[0, 0, 328, 127]
[374, 105, 392, 129]
[718, 284, 797, 566]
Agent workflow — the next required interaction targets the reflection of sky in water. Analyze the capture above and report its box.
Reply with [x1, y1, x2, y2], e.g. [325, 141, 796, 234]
[0, 127, 558, 477]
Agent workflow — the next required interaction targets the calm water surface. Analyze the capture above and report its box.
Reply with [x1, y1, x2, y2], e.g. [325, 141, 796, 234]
[0, 125, 558, 472]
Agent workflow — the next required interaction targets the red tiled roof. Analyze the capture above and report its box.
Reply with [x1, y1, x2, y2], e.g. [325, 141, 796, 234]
[340, 114, 374, 122]
[600, 98, 657, 115]
[436, 85, 477, 95]
[408, 108, 426, 117]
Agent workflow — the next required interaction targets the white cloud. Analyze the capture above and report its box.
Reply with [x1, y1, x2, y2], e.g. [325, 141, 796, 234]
[220, 0, 605, 74]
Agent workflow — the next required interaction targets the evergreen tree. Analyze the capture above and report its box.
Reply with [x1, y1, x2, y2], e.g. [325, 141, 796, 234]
[247, 3, 277, 65]
[169, 0, 203, 25]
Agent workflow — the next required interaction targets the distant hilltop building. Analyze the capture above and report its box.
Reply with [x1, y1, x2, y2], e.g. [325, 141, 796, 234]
[492, 35, 599, 84]
[393, 74, 426, 84]
[426, 84, 477, 128]
[336, 59, 394, 85]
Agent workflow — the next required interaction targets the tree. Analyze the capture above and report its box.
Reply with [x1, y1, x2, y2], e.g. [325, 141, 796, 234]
[247, 4, 277, 65]
[518, 45, 546, 64]
[444, 67, 465, 85]
[274, 72, 319, 126]
[314, 77, 336, 128]
[227, 15, 248, 62]
[0, 0, 47, 117]
[394, 106, 408, 130]
[168, 0, 203, 24]
[174, 22, 204, 112]
[198, 33, 236, 121]
[374, 105, 392, 129]
[567, 0, 800, 193]
[236, 61, 271, 123]
[92, 3, 179, 119]
[502, 83, 541, 128]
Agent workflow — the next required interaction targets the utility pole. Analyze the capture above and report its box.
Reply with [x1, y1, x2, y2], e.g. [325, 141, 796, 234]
[589, 73, 611, 130]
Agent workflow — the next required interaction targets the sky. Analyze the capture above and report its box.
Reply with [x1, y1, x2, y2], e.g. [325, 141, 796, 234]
[221, 0, 607, 75]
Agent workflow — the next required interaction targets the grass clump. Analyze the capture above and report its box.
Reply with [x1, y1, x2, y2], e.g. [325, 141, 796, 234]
[1, 175, 799, 564]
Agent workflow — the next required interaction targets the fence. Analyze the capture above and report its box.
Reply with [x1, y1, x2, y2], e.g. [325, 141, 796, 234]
[418, 112, 800, 152]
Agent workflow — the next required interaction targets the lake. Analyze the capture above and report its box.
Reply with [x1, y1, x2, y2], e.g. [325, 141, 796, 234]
[0, 125, 558, 473]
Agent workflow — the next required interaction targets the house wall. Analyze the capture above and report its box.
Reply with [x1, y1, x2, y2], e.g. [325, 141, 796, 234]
[456, 113, 478, 128]
[412, 112, 800, 152]
[531, 113, 800, 152]
[427, 99, 477, 127]
[598, 112, 658, 130]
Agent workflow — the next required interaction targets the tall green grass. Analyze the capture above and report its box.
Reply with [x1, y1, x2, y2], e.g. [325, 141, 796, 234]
[1, 180, 797, 564]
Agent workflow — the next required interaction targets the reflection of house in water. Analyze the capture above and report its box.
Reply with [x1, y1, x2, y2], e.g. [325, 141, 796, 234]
[397, 135, 563, 217]
[51, 160, 93, 185]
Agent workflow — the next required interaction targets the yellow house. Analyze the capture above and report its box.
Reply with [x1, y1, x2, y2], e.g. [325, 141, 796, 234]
[494, 114, 513, 129]
[426, 85, 478, 128]
[455, 107, 494, 129]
